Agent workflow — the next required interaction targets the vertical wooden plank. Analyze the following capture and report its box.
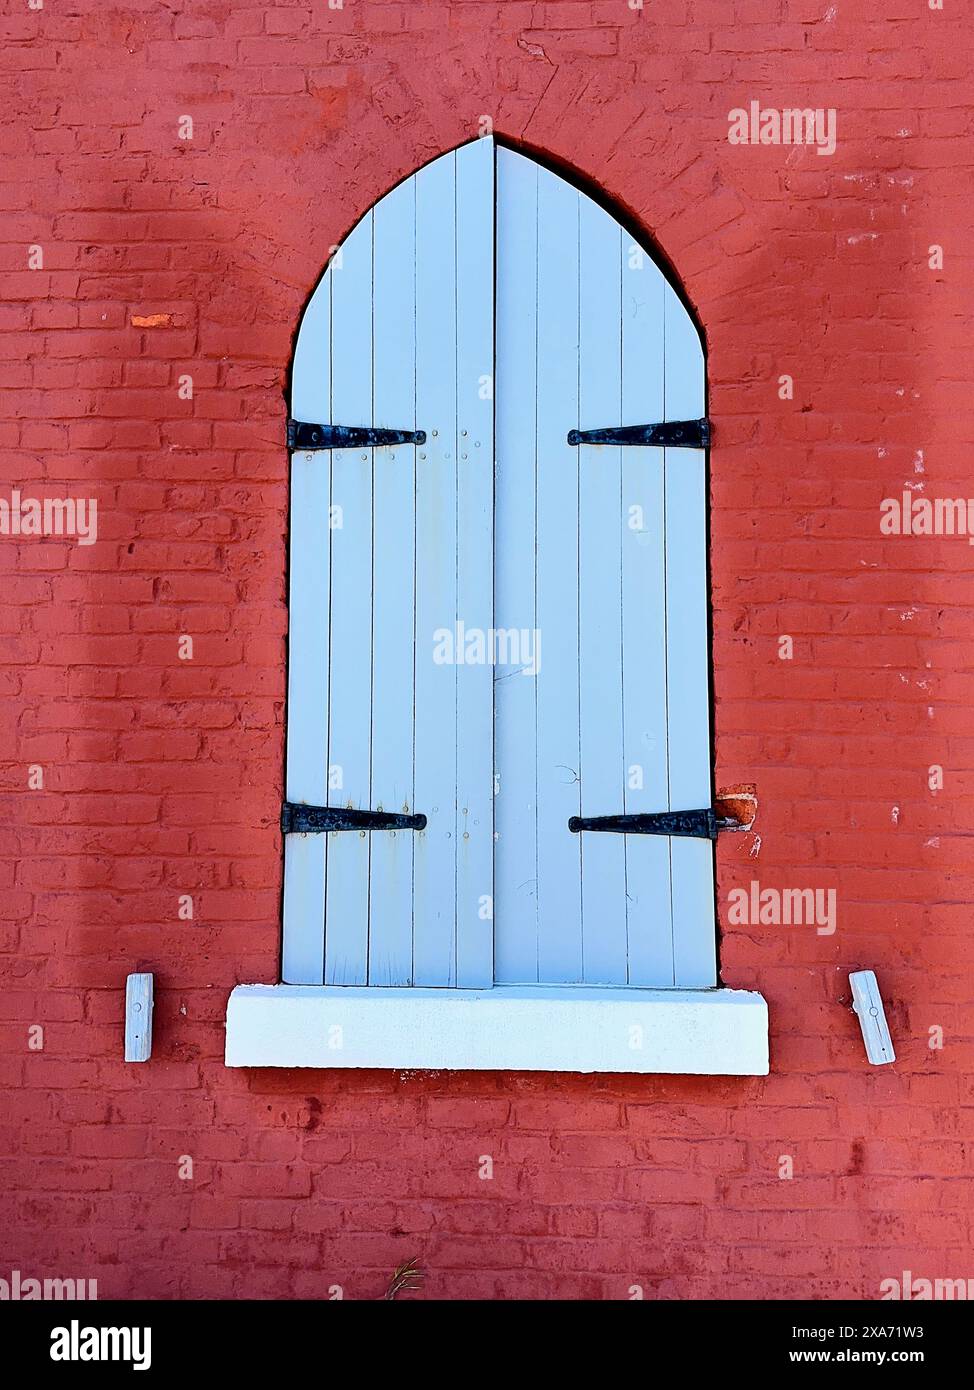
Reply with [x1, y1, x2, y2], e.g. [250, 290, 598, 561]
[324, 211, 374, 985]
[414, 150, 459, 986]
[664, 288, 717, 988]
[494, 148, 540, 983]
[368, 179, 418, 985]
[535, 167, 583, 982]
[124, 973, 153, 1062]
[282, 271, 331, 984]
[577, 197, 627, 984]
[621, 253, 674, 985]
[454, 137, 495, 987]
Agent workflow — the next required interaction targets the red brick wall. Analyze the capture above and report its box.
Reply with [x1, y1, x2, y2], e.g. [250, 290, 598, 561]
[2, 0, 971, 1300]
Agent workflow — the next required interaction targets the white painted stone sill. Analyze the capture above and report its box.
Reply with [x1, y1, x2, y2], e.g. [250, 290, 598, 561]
[225, 983, 769, 1075]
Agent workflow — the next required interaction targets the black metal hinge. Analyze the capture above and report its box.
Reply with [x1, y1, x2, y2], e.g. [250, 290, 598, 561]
[282, 802, 427, 834]
[568, 808, 738, 840]
[287, 421, 426, 451]
[567, 418, 710, 449]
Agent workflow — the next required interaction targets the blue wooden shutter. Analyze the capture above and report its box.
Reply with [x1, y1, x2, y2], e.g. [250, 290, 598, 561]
[283, 139, 495, 987]
[493, 146, 716, 989]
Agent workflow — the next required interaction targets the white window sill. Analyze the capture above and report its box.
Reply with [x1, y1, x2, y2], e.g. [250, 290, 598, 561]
[225, 983, 769, 1075]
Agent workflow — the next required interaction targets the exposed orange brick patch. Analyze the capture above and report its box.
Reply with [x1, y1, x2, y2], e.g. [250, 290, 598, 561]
[716, 783, 757, 831]
[130, 313, 172, 327]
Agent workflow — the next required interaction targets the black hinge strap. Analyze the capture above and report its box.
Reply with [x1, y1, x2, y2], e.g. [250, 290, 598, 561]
[282, 803, 427, 834]
[568, 808, 738, 840]
[567, 418, 710, 448]
[287, 421, 426, 451]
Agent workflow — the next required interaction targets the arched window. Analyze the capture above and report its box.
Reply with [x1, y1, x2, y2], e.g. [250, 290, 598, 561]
[227, 138, 768, 1074]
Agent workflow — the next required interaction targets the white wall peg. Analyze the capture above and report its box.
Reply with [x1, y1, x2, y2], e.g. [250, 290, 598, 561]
[849, 970, 895, 1065]
[124, 973, 154, 1062]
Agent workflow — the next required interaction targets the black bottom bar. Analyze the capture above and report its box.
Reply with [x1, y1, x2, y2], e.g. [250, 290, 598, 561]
[5, 1297, 959, 1373]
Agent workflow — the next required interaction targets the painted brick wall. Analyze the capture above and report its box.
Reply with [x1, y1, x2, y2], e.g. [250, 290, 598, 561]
[2, 0, 972, 1300]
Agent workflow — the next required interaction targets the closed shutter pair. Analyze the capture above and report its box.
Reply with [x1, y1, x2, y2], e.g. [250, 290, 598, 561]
[283, 138, 719, 992]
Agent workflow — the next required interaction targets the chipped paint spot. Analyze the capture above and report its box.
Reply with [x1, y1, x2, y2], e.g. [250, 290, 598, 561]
[913, 450, 924, 474]
[899, 606, 918, 621]
[847, 232, 879, 244]
[924, 837, 940, 849]
[748, 834, 762, 859]
[517, 35, 548, 59]
[891, 806, 899, 825]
